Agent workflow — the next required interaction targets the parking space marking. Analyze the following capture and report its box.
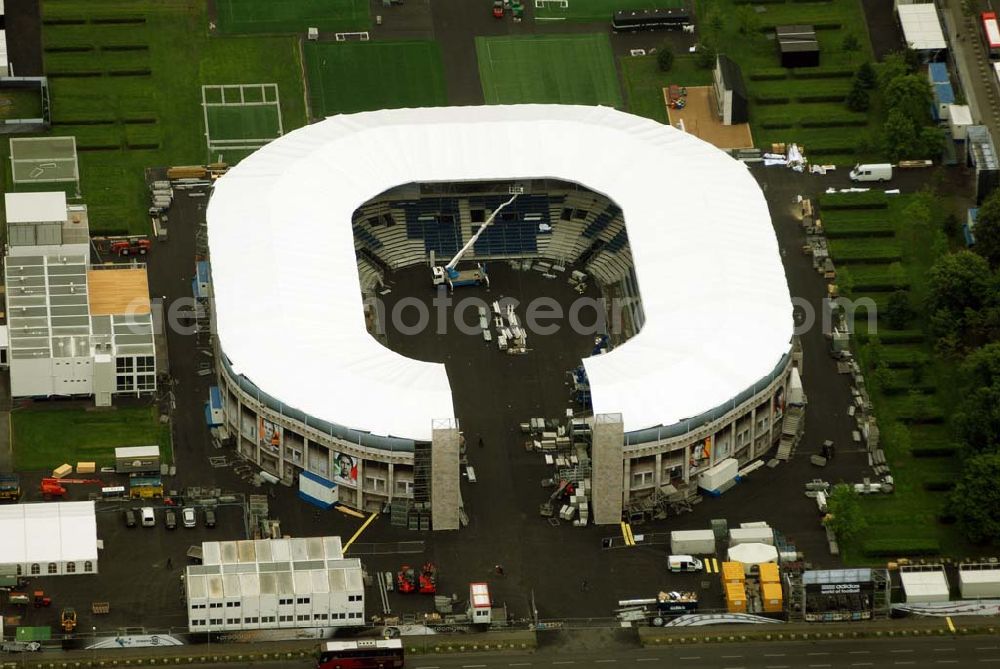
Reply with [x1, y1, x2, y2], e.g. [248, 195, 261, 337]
[849, 651, 870, 655]
[979, 659, 1000, 663]
[595, 660, 617, 664]
[509, 664, 532, 667]
[891, 650, 915, 654]
[764, 654, 786, 657]
[808, 664, 831, 667]
[808, 652, 829, 656]
[895, 662, 916, 666]
[636, 658, 658, 662]
[765, 665, 789, 669]
[679, 657, 701, 660]
[552, 662, 575, 666]
[935, 661, 959, 664]
[851, 663, 873, 667]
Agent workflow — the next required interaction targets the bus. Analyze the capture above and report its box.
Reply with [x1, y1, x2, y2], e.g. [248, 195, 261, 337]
[317, 639, 404, 669]
[982, 11, 1000, 60]
[612, 8, 691, 32]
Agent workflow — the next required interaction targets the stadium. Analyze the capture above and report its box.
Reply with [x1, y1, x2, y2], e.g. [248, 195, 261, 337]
[206, 105, 796, 530]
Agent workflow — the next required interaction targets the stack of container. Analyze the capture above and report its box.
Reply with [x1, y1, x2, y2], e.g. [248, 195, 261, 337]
[759, 563, 783, 613]
[722, 561, 747, 613]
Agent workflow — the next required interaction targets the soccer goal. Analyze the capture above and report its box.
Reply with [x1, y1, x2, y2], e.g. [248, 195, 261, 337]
[535, 0, 569, 8]
[335, 31, 370, 41]
[10, 136, 80, 190]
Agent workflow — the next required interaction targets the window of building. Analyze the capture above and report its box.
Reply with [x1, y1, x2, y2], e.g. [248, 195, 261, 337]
[66, 562, 76, 573]
[296, 597, 310, 604]
[84, 560, 93, 573]
[348, 594, 362, 602]
[136, 356, 155, 373]
[279, 615, 292, 622]
[30, 563, 39, 575]
[279, 598, 292, 605]
[191, 620, 203, 627]
[210, 618, 222, 626]
[15, 565, 21, 576]
[335, 612, 346, 620]
[364, 475, 386, 492]
[349, 612, 361, 619]
[394, 479, 413, 495]
[136, 374, 156, 391]
[227, 618, 239, 625]
[210, 602, 222, 609]
[226, 601, 239, 607]
[297, 614, 309, 622]
[262, 616, 276, 623]
[116, 375, 134, 392]
[631, 470, 653, 488]
[116, 357, 134, 373]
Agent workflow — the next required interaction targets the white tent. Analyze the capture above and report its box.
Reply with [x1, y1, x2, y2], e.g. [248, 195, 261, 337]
[0, 501, 98, 575]
[898, 4, 947, 52]
[208, 105, 792, 441]
[727, 542, 779, 573]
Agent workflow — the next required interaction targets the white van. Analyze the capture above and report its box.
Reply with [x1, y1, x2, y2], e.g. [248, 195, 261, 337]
[668, 554, 703, 572]
[141, 507, 155, 527]
[849, 163, 892, 182]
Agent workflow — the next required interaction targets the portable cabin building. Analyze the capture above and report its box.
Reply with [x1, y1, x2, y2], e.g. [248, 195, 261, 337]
[115, 445, 160, 474]
[900, 565, 950, 603]
[776, 25, 819, 68]
[670, 529, 717, 555]
[958, 563, 1000, 599]
[712, 56, 748, 125]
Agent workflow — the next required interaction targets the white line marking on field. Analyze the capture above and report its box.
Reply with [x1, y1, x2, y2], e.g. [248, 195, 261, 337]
[891, 650, 915, 654]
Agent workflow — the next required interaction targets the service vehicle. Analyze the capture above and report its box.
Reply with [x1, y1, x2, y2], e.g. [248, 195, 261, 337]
[141, 507, 155, 527]
[165, 509, 177, 530]
[317, 638, 404, 669]
[667, 555, 703, 573]
[124, 509, 137, 528]
[182, 507, 196, 528]
[204, 508, 216, 527]
[849, 163, 892, 182]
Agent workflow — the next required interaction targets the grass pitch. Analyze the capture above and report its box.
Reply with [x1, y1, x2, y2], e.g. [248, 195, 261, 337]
[475, 34, 622, 107]
[303, 41, 447, 117]
[215, 0, 369, 34]
[15, 1, 307, 234]
[535, 0, 684, 22]
[12, 405, 171, 471]
[206, 105, 281, 143]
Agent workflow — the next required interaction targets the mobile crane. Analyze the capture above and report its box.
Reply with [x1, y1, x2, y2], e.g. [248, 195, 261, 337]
[40, 478, 104, 500]
[431, 192, 519, 291]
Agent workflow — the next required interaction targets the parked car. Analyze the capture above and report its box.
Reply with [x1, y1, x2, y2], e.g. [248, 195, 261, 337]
[182, 507, 196, 528]
[165, 509, 177, 530]
[124, 509, 137, 528]
[140, 507, 155, 527]
[204, 509, 216, 528]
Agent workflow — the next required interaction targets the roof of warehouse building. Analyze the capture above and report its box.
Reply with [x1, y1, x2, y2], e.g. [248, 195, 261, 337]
[0, 501, 98, 565]
[207, 105, 792, 441]
[900, 567, 950, 599]
[898, 3, 947, 51]
[4, 192, 67, 224]
[776, 25, 819, 53]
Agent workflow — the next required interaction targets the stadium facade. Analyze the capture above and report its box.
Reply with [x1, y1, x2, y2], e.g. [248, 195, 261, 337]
[208, 105, 796, 529]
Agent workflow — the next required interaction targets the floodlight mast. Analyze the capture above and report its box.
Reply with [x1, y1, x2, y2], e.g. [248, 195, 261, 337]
[431, 192, 519, 289]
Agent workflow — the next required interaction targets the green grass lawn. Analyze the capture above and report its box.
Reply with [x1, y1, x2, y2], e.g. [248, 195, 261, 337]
[535, 0, 683, 22]
[303, 40, 447, 117]
[620, 53, 713, 124]
[476, 34, 622, 107]
[206, 104, 282, 144]
[8, 1, 308, 234]
[215, 0, 369, 34]
[0, 87, 44, 119]
[824, 193, 977, 561]
[696, 0, 877, 164]
[12, 405, 171, 471]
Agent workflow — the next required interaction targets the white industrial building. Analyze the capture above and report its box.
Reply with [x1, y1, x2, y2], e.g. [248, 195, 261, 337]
[185, 536, 364, 632]
[2, 192, 156, 401]
[0, 501, 99, 576]
[900, 564, 951, 603]
[208, 105, 795, 528]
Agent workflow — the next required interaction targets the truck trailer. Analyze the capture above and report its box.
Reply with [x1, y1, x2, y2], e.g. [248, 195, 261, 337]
[669, 530, 717, 555]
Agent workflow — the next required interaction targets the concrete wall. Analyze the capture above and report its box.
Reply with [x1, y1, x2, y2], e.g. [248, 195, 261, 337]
[591, 413, 624, 525]
[430, 419, 460, 531]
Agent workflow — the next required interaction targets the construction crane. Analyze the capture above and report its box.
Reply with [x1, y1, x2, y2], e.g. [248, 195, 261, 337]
[431, 191, 520, 291]
[40, 478, 103, 500]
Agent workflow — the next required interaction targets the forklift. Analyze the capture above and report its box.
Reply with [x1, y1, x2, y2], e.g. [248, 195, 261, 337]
[60, 607, 78, 633]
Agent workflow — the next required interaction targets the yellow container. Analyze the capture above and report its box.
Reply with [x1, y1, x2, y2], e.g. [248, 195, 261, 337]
[759, 562, 780, 584]
[76, 462, 96, 475]
[52, 464, 72, 479]
[721, 561, 745, 584]
[725, 582, 747, 613]
[761, 582, 784, 613]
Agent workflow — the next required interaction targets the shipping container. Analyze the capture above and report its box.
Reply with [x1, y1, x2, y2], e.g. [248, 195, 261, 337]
[670, 529, 717, 555]
[729, 526, 775, 546]
[761, 582, 784, 612]
[698, 458, 739, 492]
[759, 562, 780, 584]
[116, 445, 161, 474]
[721, 561, 745, 584]
[725, 582, 747, 613]
[959, 563, 1000, 599]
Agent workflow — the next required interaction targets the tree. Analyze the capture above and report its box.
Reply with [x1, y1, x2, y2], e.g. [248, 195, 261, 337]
[695, 40, 718, 70]
[842, 33, 861, 54]
[657, 43, 674, 72]
[876, 53, 911, 89]
[846, 76, 870, 112]
[823, 484, 867, 543]
[962, 341, 1000, 389]
[925, 251, 992, 344]
[855, 61, 877, 90]
[888, 261, 907, 289]
[971, 187, 1000, 269]
[735, 4, 760, 35]
[954, 385, 1000, 454]
[951, 452, 1000, 544]
[943, 212, 960, 239]
[882, 109, 921, 162]
[886, 289, 912, 329]
[885, 74, 933, 127]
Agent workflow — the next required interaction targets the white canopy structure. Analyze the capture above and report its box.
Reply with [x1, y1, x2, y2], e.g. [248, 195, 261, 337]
[898, 4, 947, 52]
[208, 105, 792, 441]
[727, 542, 779, 573]
[0, 501, 98, 575]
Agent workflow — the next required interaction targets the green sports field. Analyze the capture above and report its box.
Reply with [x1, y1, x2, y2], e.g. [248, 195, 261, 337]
[303, 41, 448, 117]
[215, 0, 369, 34]
[535, 0, 684, 22]
[206, 106, 281, 143]
[475, 35, 622, 107]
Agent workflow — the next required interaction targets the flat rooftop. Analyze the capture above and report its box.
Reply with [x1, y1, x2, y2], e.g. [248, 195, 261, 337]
[87, 268, 151, 316]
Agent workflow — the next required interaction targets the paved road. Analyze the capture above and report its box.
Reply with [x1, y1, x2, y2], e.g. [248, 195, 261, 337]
[401, 637, 1000, 669]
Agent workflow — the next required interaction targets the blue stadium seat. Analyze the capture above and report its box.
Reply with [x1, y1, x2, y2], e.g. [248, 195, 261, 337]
[467, 194, 561, 256]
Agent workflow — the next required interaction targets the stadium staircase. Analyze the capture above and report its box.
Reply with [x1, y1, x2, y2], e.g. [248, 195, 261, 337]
[776, 404, 805, 460]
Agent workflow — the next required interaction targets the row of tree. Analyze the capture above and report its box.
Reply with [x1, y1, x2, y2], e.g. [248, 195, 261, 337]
[945, 190, 1000, 543]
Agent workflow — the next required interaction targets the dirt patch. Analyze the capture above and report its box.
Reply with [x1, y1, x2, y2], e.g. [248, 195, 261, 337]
[666, 86, 754, 150]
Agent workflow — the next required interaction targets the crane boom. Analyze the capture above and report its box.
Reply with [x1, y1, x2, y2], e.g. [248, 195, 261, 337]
[446, 193, 519, 271]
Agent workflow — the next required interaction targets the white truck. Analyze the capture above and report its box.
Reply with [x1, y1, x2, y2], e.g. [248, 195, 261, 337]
[849, 163, 892, 182]
[668, 555, 703, 572]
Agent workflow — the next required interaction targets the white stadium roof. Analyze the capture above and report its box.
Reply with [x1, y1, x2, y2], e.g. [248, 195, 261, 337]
[208, 105, 792, 442]
[0, 501, 98, 565]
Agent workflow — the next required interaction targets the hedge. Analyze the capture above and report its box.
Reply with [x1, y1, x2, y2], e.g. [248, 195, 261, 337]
[754, 96, 791, 105]
[761, 121, 795, 129]
[749, 70, 789, 81]
[800, 116, 868, 128]
[797, 93, 852, 103]
[922, 480, 956, 492]
[820, 191, 889, 209]
[861, 538, 941, 557]
[792, 68, 854, 80]
[911, 445, 959, 458]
